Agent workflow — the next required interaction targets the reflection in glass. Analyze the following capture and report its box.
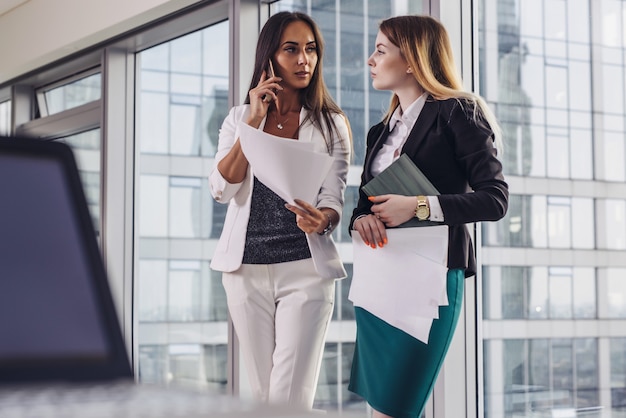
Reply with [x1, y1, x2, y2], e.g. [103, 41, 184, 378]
[44, 73, 101, 116]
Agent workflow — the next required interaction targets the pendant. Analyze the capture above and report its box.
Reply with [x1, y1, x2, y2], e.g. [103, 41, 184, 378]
[277, 123, 284, 130]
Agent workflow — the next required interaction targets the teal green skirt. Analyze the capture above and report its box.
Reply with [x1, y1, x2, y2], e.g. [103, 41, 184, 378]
[348, 269, 465, 418]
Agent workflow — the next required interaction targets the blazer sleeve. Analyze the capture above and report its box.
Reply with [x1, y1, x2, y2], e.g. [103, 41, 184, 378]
[209, 106, 250, 204]
[437, 100, 508, 225]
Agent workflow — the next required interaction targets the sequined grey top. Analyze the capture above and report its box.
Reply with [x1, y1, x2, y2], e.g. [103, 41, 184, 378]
[242, 177, 311, 264]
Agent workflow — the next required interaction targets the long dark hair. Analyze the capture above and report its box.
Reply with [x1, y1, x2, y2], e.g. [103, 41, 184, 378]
[245, 11, 350, 154]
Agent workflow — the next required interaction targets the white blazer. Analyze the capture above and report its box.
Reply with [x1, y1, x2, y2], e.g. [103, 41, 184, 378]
[209, 105, 351, 280]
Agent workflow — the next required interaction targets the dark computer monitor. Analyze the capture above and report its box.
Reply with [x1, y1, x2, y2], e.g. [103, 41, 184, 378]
[0, 136, 132, 383]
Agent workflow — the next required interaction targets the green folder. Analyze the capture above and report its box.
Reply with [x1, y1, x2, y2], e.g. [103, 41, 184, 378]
[361, 153, 440, 228]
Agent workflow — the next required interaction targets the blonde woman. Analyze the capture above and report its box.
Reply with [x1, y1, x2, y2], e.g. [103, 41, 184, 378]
[348, 15, 508, 418]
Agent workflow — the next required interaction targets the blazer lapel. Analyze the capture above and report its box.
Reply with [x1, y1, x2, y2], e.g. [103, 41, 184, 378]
[298, 107, 314, 143]
[363, 124, 391, 183]
[400, 97, 439, 157]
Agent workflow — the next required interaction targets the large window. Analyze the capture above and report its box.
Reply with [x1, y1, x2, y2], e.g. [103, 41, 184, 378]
[479, 0, 626, 417]
[135, 20, 230, 392]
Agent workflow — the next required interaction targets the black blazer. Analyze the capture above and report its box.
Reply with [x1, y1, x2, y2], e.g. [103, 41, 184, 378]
[349, 96, 509, 277]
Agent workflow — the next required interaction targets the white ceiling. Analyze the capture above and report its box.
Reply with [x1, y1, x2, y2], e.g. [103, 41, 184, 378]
[0, 0, 29, 16]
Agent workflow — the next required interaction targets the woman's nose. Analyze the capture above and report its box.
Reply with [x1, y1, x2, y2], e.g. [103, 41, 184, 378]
[298, 51, 308, 65]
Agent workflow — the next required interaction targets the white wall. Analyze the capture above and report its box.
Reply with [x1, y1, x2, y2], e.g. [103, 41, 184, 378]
[0, 0, 202, 85]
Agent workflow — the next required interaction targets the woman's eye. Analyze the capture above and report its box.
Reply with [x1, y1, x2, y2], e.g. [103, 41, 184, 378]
[377, 49, 384, 55]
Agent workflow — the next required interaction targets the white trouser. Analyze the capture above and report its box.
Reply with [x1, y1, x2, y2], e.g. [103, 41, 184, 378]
[222, 258, 335, 409]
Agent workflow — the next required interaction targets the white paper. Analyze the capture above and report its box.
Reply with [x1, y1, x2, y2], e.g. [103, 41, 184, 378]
[349, 226, 449, 344]
[238, 122, 334, 205]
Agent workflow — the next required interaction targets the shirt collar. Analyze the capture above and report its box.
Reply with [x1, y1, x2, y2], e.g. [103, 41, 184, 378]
[388, 92, 428, 132]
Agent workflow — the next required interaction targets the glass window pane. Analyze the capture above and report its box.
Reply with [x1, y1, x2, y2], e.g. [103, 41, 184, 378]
[549, 267, 573, 318]
[43, 73, 101, 116]
[139, 92, 169, 154]
[573, 268, 596, 319]
[58, 129, 101, 232]
[602, 64, 624, 114]
[570, 129, 593, 180]
[531, 195, 548, 248]
[479, 0, 621, 416]
[138, 260, 168, 321]
[136, 20, 230, 394]
[547, 196, 571, 248]
[603, 199, 626, 250]
[602, 132, 625, 182]
[546, 134, 569, 178]
[610, 338, 626, 410]
[139, 175, 169, 237]
[0, 100, 10, 135]
[571, 198, 595, 249]
[528, 267, 549, 319]
[606, 268, 626, 318]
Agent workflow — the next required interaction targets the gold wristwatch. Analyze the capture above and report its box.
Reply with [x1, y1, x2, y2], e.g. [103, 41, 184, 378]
[415, 195, 430, 221]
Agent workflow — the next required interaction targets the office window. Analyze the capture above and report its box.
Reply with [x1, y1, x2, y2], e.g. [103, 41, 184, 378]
[610, 338, 626, 411]
[599, 199, 626, 250]
[485, 0, 593, 180]
[483, 195, 594, 249]
[36, 71, 101, 117]
[0, 100, 10, 135]
[484, 338, 599, 417]
[605, 268, 626, 318]
[59, 129, 101, 231]
[480, 0, 625, 416]
[138, 28, 228, 157]
[483, 266, 596, 320]
[135, 20, 230, 393]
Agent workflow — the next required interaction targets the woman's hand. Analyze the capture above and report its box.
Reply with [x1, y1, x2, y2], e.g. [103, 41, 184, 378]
[354, 194, 416, 248]
[368, 194, 416, 227]
[353, 214, 387, 249]
[247, 71, 283, 127]
[285, 199, 333, 235]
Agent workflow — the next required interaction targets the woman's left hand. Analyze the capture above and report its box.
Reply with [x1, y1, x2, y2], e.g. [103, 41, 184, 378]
[368, 194, 416, 227]
[285, 199, 331, 234]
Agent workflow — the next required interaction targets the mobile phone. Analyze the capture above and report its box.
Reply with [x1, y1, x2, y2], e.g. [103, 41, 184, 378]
[267, 59, 275, 78]
[263, 59, 275, 102]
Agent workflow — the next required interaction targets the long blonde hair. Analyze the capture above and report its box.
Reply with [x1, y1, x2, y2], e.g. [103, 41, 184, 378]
[379, 15, 503, 153]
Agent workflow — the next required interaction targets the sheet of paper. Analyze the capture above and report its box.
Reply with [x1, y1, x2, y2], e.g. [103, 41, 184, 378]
[349, 226, 449, 344]
[238, 122, 333, 205]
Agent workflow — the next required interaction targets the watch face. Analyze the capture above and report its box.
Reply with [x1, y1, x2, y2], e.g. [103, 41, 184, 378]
[416, 206, 429, 220]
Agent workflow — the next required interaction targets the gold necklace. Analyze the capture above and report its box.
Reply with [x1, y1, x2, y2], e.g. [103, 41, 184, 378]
[272, 110, 290, 130]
